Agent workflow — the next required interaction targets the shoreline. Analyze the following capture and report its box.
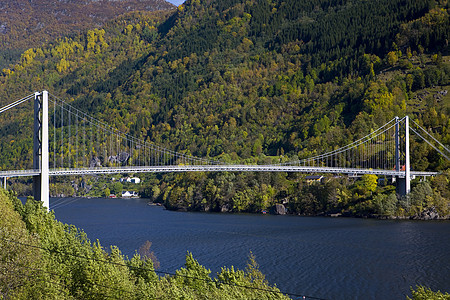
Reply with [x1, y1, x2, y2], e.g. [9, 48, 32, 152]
[158, 202, 450, 221]
[18, 195, 450, 221]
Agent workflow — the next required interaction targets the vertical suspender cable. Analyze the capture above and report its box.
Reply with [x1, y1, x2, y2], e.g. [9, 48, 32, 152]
[90, 118, 93, 165]
[68, 106, 71, 168]
[76, 111, 78, 168]
[104, 127, 106, 167]
[83, 117, 86, 167]
[53, 99, 56, 168]
[61, 102, 64, 168]
[109, 130, 112, 167]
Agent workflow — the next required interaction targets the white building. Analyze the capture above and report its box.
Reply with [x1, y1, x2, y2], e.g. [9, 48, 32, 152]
[120, 177, 141, 184]
[130, 177, 141, 184]
[121, 191, 139, 198]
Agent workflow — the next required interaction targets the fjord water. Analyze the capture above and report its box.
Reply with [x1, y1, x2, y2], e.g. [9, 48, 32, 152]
[50, 197, 450, 300]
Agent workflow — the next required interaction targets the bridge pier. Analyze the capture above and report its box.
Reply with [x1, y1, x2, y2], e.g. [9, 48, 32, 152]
[397, 177, 411, 196]
[33, 91, 49, 210]
[396, 116, 411, 196]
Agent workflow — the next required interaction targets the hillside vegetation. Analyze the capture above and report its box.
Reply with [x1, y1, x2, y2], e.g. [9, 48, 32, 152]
[1, 190, 447, 298]
[0, 0, 449, 217]
[0, 189, 289, 299]
[0, 0, 175, 69]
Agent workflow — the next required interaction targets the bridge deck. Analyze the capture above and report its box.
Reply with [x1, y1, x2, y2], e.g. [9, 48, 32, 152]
[0, 165, 438, 178]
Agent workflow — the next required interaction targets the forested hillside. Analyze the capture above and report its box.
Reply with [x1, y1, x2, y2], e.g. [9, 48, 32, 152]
[0, 0, 449, 217]
[0, 0, 175, 69]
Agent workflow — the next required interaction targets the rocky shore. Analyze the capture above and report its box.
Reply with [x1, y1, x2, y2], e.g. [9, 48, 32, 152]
[163, 202, 450, 220]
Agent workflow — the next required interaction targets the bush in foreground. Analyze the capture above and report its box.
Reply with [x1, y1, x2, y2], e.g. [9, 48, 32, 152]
[0, 189, 288, 299]
[408, 286, 450, 300]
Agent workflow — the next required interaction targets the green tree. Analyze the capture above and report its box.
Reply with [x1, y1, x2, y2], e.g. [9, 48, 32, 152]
[104, 187, 111, 197]
[387, 51, 398, 66]
[406, 74, 414, 91]
[408, 286, 450, 300]
[0, 191, 41, 298]
[110, 182, 123, 196]
[373, 192, 397, 215]
[361, 174, 378, 194]
[216, 252, 288, 299]
[409, 181, 433, 215]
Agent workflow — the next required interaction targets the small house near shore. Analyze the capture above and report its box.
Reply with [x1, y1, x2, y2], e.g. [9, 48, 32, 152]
[121, 191, 139, 198]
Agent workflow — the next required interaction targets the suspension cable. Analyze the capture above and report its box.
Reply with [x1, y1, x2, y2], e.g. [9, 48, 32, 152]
[0, 94, 35, 114]
[410, 127, 450, 160]
[410, 119, 450, 153]
[48, 92, 219, 166]
[289, 118, 399, 167]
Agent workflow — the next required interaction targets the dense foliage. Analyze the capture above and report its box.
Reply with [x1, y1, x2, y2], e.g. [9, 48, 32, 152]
[1, 190, 448, 299]
[0, 0, 449, 217]
[0, 0, 174, 69]
[0, 189, 289, 299]
[0, 2, 449, 295]
[139, 170, 449, 219]
[408, 286, 450, 300]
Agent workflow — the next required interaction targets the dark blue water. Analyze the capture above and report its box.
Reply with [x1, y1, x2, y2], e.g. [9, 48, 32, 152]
[50, 197, 450, 300]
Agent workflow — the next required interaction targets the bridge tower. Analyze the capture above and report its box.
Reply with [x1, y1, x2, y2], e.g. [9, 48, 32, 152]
[396, 116, 411, 196]
[33, 91, 49, 210]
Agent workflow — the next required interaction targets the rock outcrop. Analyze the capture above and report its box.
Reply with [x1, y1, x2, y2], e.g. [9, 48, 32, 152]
[271, 204, 286, 215]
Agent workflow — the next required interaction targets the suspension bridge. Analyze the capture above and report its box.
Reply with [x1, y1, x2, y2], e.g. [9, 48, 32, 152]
[0, 91, 448, 209]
